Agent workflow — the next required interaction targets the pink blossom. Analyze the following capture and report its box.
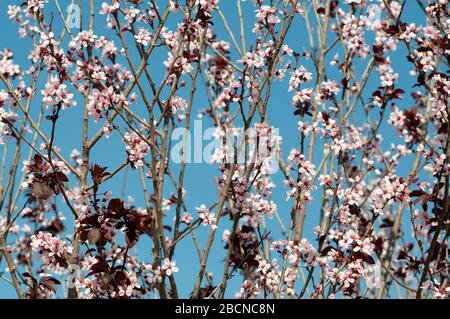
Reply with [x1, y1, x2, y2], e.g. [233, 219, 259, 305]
[162, 258, 179, 276]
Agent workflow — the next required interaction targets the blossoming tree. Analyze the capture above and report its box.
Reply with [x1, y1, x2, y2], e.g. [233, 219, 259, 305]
[0, 0, 449, 299]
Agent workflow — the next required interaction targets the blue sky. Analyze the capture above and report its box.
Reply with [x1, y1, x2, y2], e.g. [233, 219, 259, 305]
[0, 0, 428, 298]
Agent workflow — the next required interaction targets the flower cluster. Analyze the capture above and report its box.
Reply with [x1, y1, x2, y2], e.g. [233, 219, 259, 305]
[30, 232, 73, 273]
[41, 76, 76, 109]
[1, 0, 450, 301]
[21, 155, 70, 200]
[340, 14, 370, 59]
[286, 149, 316, 201]
[0, 103, 18, 144]
[0, 49, 20, 78]
[123, 131, 149, 168]
[196, 204, 217, 230]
